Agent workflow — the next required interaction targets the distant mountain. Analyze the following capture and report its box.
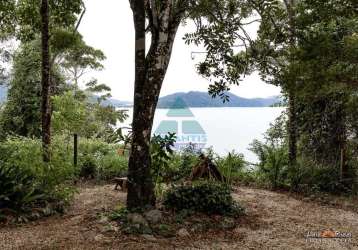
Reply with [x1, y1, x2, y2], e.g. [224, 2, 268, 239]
[0, 84, 7, 104]
[0, 87, 282, 108]
[157, 91, 282, 108]
[88, 95, 132, 108]
[102, 98, 132, 108]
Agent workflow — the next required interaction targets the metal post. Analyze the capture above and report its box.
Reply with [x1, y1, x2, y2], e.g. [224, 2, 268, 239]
[74, 133, 78, 168]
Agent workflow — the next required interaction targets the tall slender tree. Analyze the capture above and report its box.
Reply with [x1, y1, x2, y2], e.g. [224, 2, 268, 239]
[40, 0, 51, 162]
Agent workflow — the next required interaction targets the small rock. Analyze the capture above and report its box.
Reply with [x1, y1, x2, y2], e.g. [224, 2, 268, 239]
[94, 234, 105, 242]
[142, 234, 157, 242]
[127, 213, 148, 226]
[177, 228, 190, 237]
[144, 209, 163, 224]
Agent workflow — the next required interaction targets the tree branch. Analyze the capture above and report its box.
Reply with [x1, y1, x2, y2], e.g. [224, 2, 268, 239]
[75, 2, 86, 32]
[149, 0, 159, 30]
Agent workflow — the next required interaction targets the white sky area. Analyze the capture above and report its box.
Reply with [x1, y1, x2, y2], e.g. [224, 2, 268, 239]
[78, 0, 281, 102]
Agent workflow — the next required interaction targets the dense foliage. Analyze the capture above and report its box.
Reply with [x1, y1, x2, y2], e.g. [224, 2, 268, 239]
[77, 138, 128, 180]
[0, 135, 127, 219]
[0, 137, 74, 218]
[164, 181, 244, 216]
[0, 41, 67, 139]
[249, 114, 358, 194]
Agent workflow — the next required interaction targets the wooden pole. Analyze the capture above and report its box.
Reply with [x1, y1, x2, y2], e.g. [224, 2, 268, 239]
[74, 133, 78, 168]
[340, 148, 343, 182]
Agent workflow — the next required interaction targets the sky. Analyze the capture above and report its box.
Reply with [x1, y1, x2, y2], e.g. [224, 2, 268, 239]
[78, 0, 281, 102]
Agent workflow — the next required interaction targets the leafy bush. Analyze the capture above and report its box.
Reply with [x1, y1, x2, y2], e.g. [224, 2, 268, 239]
[151, 133, 176, 183]
[247, 114, 291, 189]
[250, 139, 289, 189]
[0, 164, 43, 212]
[98, 151, 128, 180]
[216, 151, 246, 183]
[156, 146, 246, 184]
[163, 181, 244, 216]
[0, 135, 129, 219]
[0, 137, 75, 215]
[249, 111, 357, 193]
[79, 155, 97, 179]
[150, 135, 202, 184]
[77, 138, 128, 180]
[289, 159, 357, 194]
[164, 149, 200, 182]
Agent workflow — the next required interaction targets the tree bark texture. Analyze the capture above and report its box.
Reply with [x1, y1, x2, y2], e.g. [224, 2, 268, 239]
[41, 0, 52, 162]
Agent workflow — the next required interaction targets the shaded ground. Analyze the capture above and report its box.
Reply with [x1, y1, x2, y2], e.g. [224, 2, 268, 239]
[0, 184, 357, 249]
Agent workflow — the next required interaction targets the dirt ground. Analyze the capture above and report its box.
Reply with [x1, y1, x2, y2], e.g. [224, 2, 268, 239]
[0, 183, 357, 250]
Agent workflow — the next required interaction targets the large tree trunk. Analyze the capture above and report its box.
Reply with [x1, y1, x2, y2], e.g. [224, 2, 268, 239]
[127, 0, 150, 209]
[40, 0, 51, 162]
[127, 0, 181, 210]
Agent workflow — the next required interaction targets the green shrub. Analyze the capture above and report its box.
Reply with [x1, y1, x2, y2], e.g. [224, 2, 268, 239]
[0, 137, 75, 215]
[156, 145, 201, 183]
[0, 164, 43, 212]
[158, 149, 246, 184]
[0, 136, 127, 218]
[163, 181, 244, 216]
[310, 167, 345, 193]
[234, 169, 260, 186]
[151, 133, 176, 184]
[164, 151, 199, 182]
[290, 159, 356, 194]
[98, 151, 128, 180]
[216, 151, 246, 183]
[77, 138, 128, 180]
[250, 139, 289, 189]
[79, 155, 97, 178]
